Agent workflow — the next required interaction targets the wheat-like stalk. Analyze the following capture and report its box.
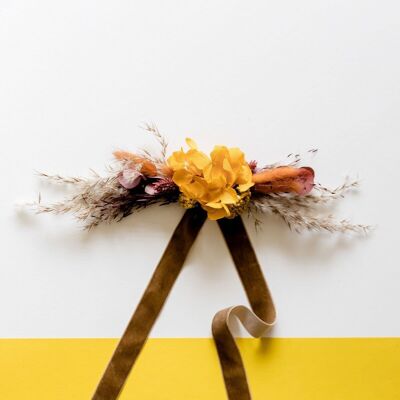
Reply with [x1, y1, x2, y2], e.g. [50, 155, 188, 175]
[140, 122, 168, 163]
[32, 168, 178, 230]
[35, 171, 88, 185]
[261, 149, 318, 170]
[249, 180, 370, 234]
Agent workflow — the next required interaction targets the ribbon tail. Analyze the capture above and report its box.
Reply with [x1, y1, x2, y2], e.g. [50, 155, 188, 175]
[214, 216, 277, 400]
[92, 208, 207, 400]
[92, 210, 274, 400]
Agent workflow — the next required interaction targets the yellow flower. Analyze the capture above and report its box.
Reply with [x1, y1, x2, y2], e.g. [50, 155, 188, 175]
[167, 138, 254, 220]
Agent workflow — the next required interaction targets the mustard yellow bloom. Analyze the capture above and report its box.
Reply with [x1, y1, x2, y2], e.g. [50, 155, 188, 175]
[167, 138, 254, 220]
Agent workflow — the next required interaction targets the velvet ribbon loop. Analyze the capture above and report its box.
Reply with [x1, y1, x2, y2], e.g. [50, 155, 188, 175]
[214, 216, 276, 399]
[92, 209, 276, 400]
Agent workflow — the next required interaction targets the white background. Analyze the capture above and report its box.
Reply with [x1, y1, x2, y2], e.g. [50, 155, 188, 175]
[1, 0, 399, 338]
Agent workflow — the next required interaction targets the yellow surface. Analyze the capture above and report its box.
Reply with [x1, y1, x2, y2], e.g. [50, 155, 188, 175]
[0, 338, 399, 399]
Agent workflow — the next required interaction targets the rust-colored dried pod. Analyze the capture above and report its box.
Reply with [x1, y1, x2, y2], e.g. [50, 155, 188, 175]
[113, 151, 158, 177]
[252, 166, 314, 195]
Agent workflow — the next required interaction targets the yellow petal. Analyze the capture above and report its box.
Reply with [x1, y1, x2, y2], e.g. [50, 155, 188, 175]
[187, 149, 210, 170]
[222, 158, 233, 173]
[205, 201, 223, 209]
[184, 180, 206, 199]
[203, 165, 227, 187]
[167, 151, 186, 170]
[210, 146, 229, 166]
[222, 203, 231, 216]
[236, 165, 253, 185]
[237, 168, 254, 191]
[228, 147, 245, 169]
[202, 165, 213, 182]
[237, 182, 254, 192]
[222, 158, 236, 186]
[172, 169, 193, 186]
[219, 188, 239, 204]
[185, 138, 198, 149]
[205, 187, 225, 203]
[203, 206, 229, 220]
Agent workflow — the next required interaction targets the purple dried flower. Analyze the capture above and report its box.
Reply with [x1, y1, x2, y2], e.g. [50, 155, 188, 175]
[145, 178, 177, 196]
[248, 160, 258, 172]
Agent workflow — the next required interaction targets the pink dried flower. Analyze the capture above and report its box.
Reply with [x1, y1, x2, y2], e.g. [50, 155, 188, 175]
[118, 168, 143, 189]
[144, 184, 157, 195]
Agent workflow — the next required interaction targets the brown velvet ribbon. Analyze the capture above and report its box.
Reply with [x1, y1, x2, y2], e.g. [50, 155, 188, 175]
[92, 208, 276, 400]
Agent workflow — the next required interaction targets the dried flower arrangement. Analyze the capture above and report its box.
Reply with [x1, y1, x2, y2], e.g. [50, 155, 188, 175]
[29, 124, 370, 400]
[33, 124, 369, 233]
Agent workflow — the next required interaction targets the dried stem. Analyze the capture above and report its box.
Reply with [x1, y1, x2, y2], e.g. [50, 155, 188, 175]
[249, 179, 370, 234]
[36, 171, 88, 185]
[33, 168, 178, 229]
[261, 148, 318, 170]
[140, 122, 168, 163]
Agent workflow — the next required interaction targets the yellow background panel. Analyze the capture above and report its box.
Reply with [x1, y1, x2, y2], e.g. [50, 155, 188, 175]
[0, 338, 399, 399]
